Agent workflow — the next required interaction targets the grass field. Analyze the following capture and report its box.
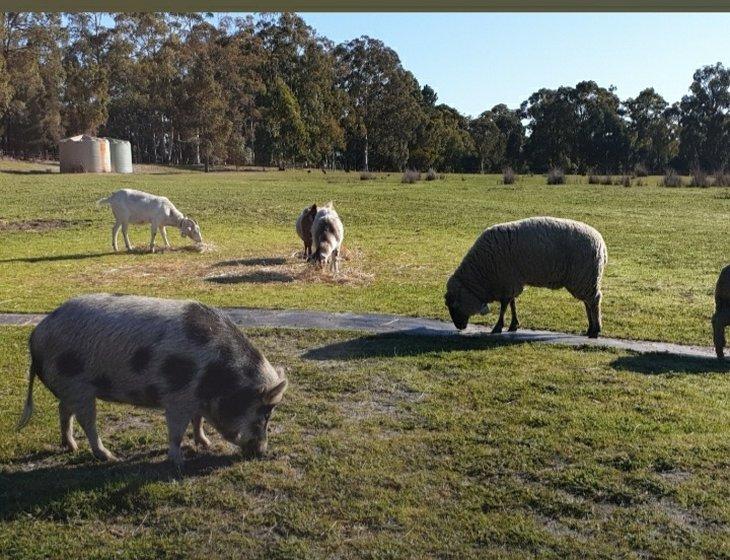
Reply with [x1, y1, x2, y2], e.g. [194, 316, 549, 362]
[1, 168, 728, 345]
[1, 326, 729, 559]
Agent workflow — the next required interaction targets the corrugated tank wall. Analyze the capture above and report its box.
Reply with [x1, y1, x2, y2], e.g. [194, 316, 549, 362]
[108, 139, 133, 173]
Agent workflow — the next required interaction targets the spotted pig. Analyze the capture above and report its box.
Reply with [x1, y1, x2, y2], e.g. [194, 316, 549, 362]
[17, 293, 288, 466]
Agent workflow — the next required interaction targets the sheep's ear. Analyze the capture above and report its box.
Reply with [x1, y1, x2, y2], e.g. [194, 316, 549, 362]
[262, 378, 288, 406]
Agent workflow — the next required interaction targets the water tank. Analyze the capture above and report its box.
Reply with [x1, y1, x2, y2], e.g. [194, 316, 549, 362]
[108, 138, 133, 173]
[59, 135, 112, 173]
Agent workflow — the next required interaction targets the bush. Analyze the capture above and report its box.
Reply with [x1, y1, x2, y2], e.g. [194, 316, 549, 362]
[425, 168, 438, 181]
[689, 168, 711, 188]
[600, 175, 613, 185]
[634, 163, 648, 177]
[714, 171, 730, 187]
[546, 168, 565, 185]
[360, 171, 377, 181]
[662, 169, 683, 188]
[588, 173, 600, 185]
[620, 175, 632, 187]
[401, 169, 421, 184]
[502, 167, 517, 184]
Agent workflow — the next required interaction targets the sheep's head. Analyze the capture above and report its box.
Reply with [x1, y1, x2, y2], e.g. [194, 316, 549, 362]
[180, 218, 203, 243]
[444, 275, 487, 330]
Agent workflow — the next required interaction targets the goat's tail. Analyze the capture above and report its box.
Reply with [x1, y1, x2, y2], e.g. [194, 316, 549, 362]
[16, 363, 36, 431]
[96, 195, 111, 208]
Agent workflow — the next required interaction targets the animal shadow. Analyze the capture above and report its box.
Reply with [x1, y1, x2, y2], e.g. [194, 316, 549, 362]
[205, 271, 294, 284]
[610, 352, 730, 375]
[213, 257, 287, 267]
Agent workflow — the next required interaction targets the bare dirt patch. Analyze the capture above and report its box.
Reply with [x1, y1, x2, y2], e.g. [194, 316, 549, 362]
[0, 218, 91, 232]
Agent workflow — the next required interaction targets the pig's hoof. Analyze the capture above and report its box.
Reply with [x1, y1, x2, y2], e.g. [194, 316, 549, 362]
[94, 449, 117, 462]
[62, 440, 78, 452]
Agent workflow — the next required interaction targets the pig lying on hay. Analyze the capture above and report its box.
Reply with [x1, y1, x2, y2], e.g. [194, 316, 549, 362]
[17, 293, 287, 466]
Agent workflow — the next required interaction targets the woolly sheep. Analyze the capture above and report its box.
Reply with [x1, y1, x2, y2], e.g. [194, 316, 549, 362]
[712, 264, 730, 359]
[445, 216, 608, 338]
[309, 201, 344, 273]
[97, 188, 202, 252]
[295, 204, 318, 259]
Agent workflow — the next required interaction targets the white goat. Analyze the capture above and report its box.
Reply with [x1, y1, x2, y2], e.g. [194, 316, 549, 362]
[97, 188, 202, 252]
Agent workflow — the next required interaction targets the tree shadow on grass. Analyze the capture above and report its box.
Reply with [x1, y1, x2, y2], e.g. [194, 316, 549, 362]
[610, 352, 730, 375]
[302, 330, 526, 360]
[205, 271, 294, 284]
[0, 448, 241, 520]
[0, 251, 118, 264]
[0, 169, 58, 175]
[213, 257, 287, 267]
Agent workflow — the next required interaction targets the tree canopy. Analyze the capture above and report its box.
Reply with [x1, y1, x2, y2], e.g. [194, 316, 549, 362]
[0, 12, 726, 174]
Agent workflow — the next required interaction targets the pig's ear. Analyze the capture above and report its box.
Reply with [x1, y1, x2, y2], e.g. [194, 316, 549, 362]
[309, 204, 317, 214]
[262, 378, 288, 406]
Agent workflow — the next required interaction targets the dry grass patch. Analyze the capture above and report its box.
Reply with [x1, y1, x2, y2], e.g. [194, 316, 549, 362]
[0, 218, 91, 232]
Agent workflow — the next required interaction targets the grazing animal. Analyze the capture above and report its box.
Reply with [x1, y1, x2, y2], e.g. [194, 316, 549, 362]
[445, 216, 608, 338]
[309, 201, 344, 272]
[17, 294, 288, 466]
[295, 204, 318, 259]
[713, 264, 730, 359]
[97, 188, 202, 252]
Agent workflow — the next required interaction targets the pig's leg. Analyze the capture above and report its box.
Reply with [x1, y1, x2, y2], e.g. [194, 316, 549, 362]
[75, 399, 116, 461]
[59, 401, 78, 452]
[165, 408, 192, 467]
[192, 414, 211, 449]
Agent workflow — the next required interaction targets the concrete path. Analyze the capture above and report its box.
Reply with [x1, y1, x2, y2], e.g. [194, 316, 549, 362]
[0, 308, 717, 359]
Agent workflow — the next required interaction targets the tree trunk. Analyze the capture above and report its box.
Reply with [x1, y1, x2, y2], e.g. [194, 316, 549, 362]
[364, 131, 369, 172]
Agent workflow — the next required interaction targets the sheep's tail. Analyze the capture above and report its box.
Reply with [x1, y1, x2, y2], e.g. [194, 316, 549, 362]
[96, 195, 111, 208]
[16, 365, 36, 431]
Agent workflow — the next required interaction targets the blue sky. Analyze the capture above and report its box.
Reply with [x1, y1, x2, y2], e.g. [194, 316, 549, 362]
[254, 13, 729, 117]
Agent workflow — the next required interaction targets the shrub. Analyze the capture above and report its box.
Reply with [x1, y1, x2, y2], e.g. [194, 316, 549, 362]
[714, 171, 730, 187]
[546, 168, 565, 185]
[401, 169, 421, 184]
[600, 175, 613, 185]
[588, 173, 600, 185]
[689, 168, 710, 187]
[661, 169, 683, 187]
[620, 175, 632, 187]
[502, 167, 517, 184]
[360, 171, 377, 181]
[425, 168, 438, 181]
[634, 163, 648, 177]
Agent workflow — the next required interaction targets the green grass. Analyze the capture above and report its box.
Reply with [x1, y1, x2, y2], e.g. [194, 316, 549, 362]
[0, 169, 728, 345]
[1, 326, 729, 558]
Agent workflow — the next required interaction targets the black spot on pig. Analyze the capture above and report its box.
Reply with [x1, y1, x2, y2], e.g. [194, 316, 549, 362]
[92, 374, 113, 396]
[218, 386, 259, 420]
[161, 354, 197, 392]
[183, 303, 224, 346]
[56, 350, 84, 377]
[197, 357, 241, 401]
[130, 346, 153, 374]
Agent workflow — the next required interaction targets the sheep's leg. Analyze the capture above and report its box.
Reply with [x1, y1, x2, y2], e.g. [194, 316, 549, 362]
[149, 224, 157, 253]
[492, 299, 509, 334]
[713, 311, 729, 359]
[585, 292, 602, 338]
[160, 226, 171, 248]
[508, 299, 520, 332]
[112, 222, 121, 252]
[121, 224, 133, 251]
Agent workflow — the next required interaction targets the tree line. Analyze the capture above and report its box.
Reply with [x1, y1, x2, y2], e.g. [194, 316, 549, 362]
[1, 12, 728, 174]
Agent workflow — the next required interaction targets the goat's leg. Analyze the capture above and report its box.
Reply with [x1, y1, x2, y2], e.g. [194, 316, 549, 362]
[149, 224, 157, 253]
[508, 299, 520, 332]
[112, 222, 121, 252]
[160, 226, 171, 248]
[121, 224, 133, 251]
